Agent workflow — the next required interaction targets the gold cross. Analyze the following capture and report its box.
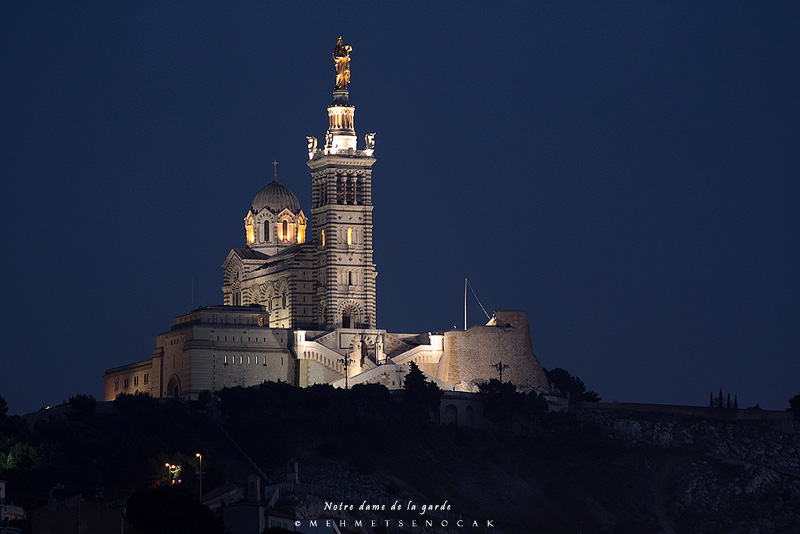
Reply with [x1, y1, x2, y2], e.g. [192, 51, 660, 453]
[272, 159, 279, 179]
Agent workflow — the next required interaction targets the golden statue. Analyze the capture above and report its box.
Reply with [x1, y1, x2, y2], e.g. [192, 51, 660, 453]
[333, 36, 352, 90]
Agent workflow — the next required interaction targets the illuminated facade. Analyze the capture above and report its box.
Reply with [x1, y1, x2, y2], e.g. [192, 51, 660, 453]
[308, 84, 377, 330]
[103, 38, 549, 402]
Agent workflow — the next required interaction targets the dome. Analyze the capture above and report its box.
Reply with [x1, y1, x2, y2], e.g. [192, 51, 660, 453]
[251, 178, 301, 214]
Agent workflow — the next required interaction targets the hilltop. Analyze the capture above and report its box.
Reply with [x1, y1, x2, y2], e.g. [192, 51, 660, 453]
[0, 384, 798, 533]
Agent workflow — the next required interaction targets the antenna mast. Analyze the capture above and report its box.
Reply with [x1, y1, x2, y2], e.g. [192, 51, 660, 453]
[464, 278, 467, 330]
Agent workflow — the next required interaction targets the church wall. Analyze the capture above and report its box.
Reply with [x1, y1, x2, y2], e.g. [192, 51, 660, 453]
[194, 325, 295, 393]
[441, 311, 549, 390]
[209, 348, 293, 390]
[102, 360, 154, 401]
[158, 330, 188, 397]
[299, 359, 345, 388]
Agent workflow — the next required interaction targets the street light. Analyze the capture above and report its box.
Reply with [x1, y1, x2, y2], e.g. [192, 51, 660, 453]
[195, 453, 203, 501]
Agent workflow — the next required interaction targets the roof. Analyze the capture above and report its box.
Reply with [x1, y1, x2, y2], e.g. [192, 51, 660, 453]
[251, 178, 301, 214]
[232, 248, 270, 261]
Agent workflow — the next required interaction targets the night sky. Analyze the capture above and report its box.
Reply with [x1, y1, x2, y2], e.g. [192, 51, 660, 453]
[2, 2, 798, 415]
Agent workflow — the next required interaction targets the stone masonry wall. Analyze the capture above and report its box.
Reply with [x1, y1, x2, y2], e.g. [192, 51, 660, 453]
[442, 311, 548, 390]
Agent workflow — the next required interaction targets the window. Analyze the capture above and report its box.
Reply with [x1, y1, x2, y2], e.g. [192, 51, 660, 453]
[263, 221, 270, 241]
[321, 229, 326, 247]
[239, 355, 243, 364]
[245, 216, 255, 244]
[348, 178, 355, 204]
[124, 378, 129, 389]
[348, 271, 353, 286]
[337, 176, 343, 204]
[133, 376, 139, 386]
[347, 228, 353, 246]
[282, 220, 288, 241]
[144, 373, 149, 384]
[282, 292, 287, 309]
[114, 380, 119, 391]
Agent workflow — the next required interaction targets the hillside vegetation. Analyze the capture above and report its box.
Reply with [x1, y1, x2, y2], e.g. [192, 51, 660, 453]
[0, 384, 798, 533]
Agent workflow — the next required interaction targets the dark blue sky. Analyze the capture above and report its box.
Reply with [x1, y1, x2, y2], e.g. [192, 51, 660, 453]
[2, 2, 798, 414]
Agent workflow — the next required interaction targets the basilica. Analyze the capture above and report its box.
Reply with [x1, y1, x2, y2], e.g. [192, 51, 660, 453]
[103, 39, 548, 402]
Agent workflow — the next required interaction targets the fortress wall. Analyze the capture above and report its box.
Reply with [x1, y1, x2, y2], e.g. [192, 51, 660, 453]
[300, 359, 344, 387]
[442, 311, 548, 390]
[209, 348, 294, 391]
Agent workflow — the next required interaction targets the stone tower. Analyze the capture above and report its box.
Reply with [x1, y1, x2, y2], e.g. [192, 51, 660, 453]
[307, 37, 377, 330]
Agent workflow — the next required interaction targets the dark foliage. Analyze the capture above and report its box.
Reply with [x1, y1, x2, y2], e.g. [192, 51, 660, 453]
[67, 393, 97, 421]
[790, 394, 800, 420]
[0, 392, 219, 512]
[477, 379, 549, 432]
[126, 485, 225, 534]
[545, 367, 601, 402]
[402, 362, 443, 422]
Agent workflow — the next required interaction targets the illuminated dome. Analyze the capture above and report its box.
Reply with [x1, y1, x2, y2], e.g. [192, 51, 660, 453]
[251, 178, 301, 214]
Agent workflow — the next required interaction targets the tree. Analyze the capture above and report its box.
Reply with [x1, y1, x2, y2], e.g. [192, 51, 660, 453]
[478, 379, 522, 431]
[0, 395, 8, 419]
[67, 393, 96, 421]
[545, 368, 601, 402]
[790, 394, 800, 421]
[403, 362, 443, 421]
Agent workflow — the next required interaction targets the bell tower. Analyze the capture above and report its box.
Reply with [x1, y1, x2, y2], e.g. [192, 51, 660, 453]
[307, 37, 377, 330]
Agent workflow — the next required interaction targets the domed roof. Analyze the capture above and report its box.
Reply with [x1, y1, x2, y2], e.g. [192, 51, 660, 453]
[251, 178, 301, 214]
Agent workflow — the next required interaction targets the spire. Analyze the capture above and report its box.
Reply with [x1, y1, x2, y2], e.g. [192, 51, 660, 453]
[326, 36, 357, 152]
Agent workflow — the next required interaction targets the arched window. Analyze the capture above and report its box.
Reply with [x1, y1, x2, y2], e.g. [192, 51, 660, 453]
[282, 292, 287, 309]
[444, 404, 458, 426]
[347, 228, 353, 246]
[264, 221, 270, 242]
[245, 216, 255, 244]
[337, 176, 344, 204]
[347, 177, 355, 205]
[167, 376, 181, 398]
[341, 304, 359, 329]
[348, 271, 353, 286]
[321, 229, 326, 247]
[282, 220, 288, 241]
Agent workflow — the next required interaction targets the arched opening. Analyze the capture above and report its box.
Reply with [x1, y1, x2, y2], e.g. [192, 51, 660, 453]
[341, 304, 359, 329]
[166, 376, 181, 398]
[444, 404, 458, 426]
[264, 220, 270, 242]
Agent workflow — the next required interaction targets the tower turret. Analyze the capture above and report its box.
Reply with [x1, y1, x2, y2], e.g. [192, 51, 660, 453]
[307, 37, 377, 330]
